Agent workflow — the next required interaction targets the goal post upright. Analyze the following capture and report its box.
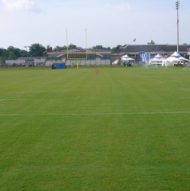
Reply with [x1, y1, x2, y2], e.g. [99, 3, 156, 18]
[85, 28, 88, 60]
[65, 28, 69, 60]
[65, 28, 88, 61]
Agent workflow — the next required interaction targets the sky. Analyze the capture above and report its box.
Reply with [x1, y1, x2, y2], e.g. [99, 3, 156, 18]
[0, 0, 189, 49]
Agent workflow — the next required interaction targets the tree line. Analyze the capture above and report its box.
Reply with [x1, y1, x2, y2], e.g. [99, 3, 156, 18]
[0, 44, 46, 64]
[0, 41, 157, 64]
[0, 43, 114, 63]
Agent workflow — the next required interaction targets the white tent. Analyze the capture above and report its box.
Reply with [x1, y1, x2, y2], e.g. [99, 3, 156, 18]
[149, 54, 164, 65]
[112, 59, 119, 65]
[121, 55, 134, 62]
[163, 51, 189, 66]
[121, 55, 135, 66]
[171, 52, 189, 61]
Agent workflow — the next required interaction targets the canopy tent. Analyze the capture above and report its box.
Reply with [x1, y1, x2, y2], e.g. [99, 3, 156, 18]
[149, 54, 164, 65]
[163, 51, 189, 66]
[112, 59, 119, 65]
[121, 55, 134, 61]
[171, 52, 189, 62]
[121, 55, 135, 66]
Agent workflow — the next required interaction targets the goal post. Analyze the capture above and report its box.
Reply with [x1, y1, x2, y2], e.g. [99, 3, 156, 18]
[65, 29, 88, 61]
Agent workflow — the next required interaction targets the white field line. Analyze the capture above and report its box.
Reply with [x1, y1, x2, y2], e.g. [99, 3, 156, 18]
[0, 111, 190, 117]
[0, 99, 27, 102]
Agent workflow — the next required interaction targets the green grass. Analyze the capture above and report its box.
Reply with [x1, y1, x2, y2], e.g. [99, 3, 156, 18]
[0, 67, 190, 191]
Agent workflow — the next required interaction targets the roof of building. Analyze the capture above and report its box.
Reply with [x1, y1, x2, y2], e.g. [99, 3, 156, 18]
[124, 44, 190, 54]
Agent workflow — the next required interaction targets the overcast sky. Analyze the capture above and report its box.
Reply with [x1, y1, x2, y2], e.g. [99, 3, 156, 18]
[0, 0, 189, 49]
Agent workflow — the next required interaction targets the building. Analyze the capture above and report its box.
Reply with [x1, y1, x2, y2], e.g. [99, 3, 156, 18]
[5, 57, 46, 67]
[121, 44, 190, 64]
[46, 49, 111, 66]
[4, 45, 190, 67]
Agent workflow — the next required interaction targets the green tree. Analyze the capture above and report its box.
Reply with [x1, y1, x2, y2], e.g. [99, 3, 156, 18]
[92, 45, 111, 51]
[7, 51, 16, 59]
[20, 50, 29, 57]
[0, 48, 7, 64]
[0, 47, 29, 64]
[46, 45, 53, 52]
[29, 43, 46, 57]
[7, 46, 21, 57]
[68, 44, 77, 49]
[53, 46, 67, 51]
[111, 45, 122, 53]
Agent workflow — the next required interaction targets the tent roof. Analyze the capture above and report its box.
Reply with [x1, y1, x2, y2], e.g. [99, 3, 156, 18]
[121, 54, 135, 61]
[149, 54, 164, 64]
[164, 56, 180, 62]
[122, 54, 130, 58]
[123, 45, 190, 53]
[168, 52, 189, 62]
[121, 54, 134, 61]
[171, 51, 181, 58]
[154, 54, 164, 59]
[122, 57, 134, 61]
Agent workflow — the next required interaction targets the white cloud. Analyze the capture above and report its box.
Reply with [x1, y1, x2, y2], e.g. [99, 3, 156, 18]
[1, 0, 35, 11]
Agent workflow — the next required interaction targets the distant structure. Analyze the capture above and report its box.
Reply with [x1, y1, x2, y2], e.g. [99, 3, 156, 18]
[176, 0, 180, 52]
[46, 48, 111, 67]
[3, 45, 190, 67]
[116, 44, 190, 64]
[5, 58, 46, 67]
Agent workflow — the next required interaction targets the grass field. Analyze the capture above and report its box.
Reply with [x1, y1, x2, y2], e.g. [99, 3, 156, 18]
[0, 67, 190, 191]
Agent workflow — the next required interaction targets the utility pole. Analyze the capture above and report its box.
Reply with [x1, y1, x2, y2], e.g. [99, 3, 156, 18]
[85, 28, 88, 60]
[176, 0, 180, 53]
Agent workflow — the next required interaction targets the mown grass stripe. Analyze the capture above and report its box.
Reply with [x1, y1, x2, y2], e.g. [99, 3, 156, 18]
[0, 111, 190, 117]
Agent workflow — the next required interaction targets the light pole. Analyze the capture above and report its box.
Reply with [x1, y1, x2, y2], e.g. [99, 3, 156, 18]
[85, 28, 88, 60]
[176, 0, 180, 53]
